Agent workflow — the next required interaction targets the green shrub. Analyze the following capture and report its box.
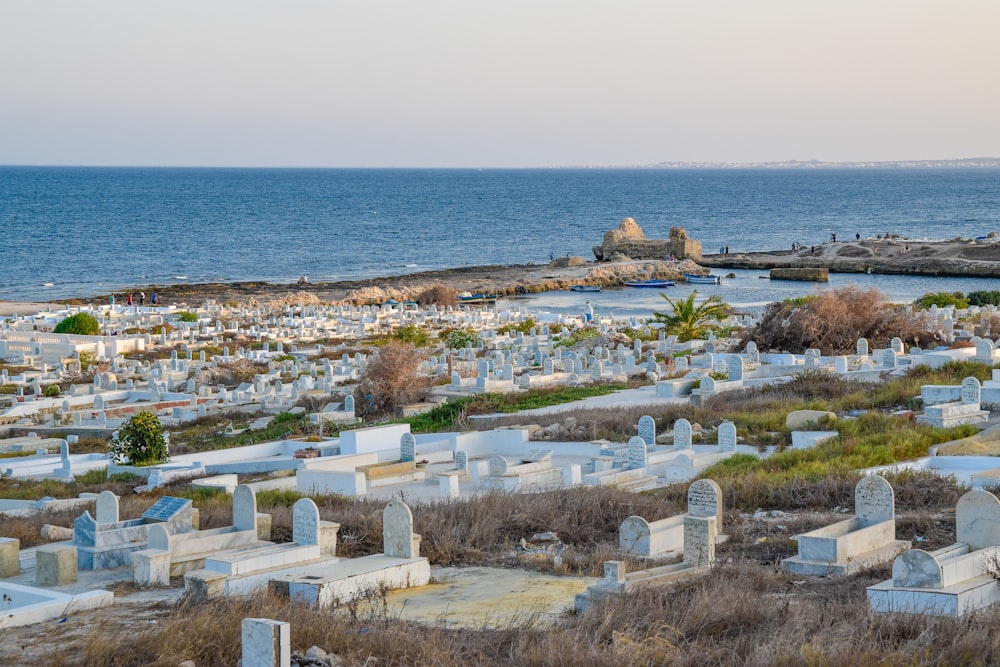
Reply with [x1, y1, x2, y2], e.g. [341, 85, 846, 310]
[109, 412, 168, 466]
[555, 326, 601, 348]
[914, 292, 969, 309]
[496, 318, 536, 335]
[53, 312, 100, 335]
[43, 384, 61, 397]
[443, 328, 480, 349]
[391, 325, 430, 347]
[176, 311, 199, 322]
[967, 290, 1000, 307]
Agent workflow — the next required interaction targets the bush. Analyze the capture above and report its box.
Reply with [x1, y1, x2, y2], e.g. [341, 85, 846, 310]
[414, 284, 458, 307]
[354, 341, 431, 418]
[43, 384, 60, 397]
[914, 291, 969, 309]
[53, 312, 100, 335]
[743, 287, 939, 354]
[391, 325, 430, 347]
[109, 412, 169, 466]
[176, 311, 199, 322]
[443, 328, 480, 349]
[555, 326, 601, 348]
[497, 318, 536, 335]
[967, 290, 1000, 307]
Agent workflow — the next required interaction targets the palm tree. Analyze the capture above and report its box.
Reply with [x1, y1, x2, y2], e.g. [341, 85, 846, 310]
[651, 290, 729, 342]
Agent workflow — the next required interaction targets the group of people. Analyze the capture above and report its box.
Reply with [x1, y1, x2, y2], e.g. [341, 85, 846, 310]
[109, 291, 157, 308]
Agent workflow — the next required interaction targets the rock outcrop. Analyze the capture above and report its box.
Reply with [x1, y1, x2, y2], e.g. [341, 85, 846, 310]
[593, 218, 702, 261]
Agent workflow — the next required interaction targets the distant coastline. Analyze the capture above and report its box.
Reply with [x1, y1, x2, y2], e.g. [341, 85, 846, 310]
[641, 157, 1000, 170]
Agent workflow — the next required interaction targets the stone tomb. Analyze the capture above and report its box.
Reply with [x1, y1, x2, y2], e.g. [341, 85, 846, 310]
[184, 498, 339, 599]
[619, 479, 726, 558]
[782, 475, 909, 576]
[868, 489, 1000, 616]
[917, 377, 989, 428]
[273, 499, 431, 608]
[131, 485, 275, 586]
[579, 511, 719, 611]
[480, 450, 562, 491]
[73, 494, 194, 569]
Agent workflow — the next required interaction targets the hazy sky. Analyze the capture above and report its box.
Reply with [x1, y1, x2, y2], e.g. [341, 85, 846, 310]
[2, 1, 998, 167]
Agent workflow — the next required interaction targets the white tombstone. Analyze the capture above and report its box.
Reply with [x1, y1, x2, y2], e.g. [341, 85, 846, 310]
[292, 498, 319, 546]
[688, 478, 723, 521]
[241, 618, 290, 667]
[400, 432, 416, 463]
[856, 475, 895, 528]
[717, 422, 737, 451]
[637, 415, 656, 447]
[233, 484, 257, 533]
[673, 418, 693, 449]
[882, 349, 897, 368]
[857, 338, 869, 356]
[890, 337, 904, 354]
[745, 341, 759, 365]
[627, 436, 648, 470]
[95, 490, 119, 524]
[961, 377, 981, 405]
[726, 355, 744, 381]
[383, 499, 419, 559]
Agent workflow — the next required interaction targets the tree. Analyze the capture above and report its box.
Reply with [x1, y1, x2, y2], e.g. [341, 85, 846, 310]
[650, 290, 729, 342]
[108, 412, 168, 466]
[53, 312, 100, 336]
[354, 341, 431, 418]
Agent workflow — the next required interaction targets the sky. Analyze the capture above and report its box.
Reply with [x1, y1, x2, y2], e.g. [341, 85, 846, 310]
[2, 1, 999, 168]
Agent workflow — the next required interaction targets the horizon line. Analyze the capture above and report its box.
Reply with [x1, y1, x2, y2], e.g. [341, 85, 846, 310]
[2, 157, 1000, 170]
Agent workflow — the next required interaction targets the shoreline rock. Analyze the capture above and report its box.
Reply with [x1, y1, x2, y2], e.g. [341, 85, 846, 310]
[698, 237, 1000, 278]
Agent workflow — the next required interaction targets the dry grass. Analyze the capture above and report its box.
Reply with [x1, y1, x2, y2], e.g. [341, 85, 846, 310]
[68, 559, 1000, 667]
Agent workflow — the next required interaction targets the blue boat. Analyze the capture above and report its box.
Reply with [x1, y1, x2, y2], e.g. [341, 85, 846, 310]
[624, 279, 675, 288]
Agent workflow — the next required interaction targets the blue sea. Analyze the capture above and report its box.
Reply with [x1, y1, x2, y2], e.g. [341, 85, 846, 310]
[2, 167, 999, 312]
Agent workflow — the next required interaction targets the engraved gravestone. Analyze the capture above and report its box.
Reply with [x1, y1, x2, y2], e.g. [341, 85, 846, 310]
[726, 355, 744, 381]
[344, 395, 355, 413]
[718, 422, 737, 451]
[976, 338, 995, 360]
[638, 415, 656, 447]
[454, 450, 468, 472]
[745, 341, 759, 365]
[683, 516, 716, 567]
[713, 356, 727, 375]
[687, 478, 722, 519]
[383, 499, 419, 559]
[804, 349, 820, 367]
[627, 436, 648, 470]
[890, 337, 904, 354]
[673, 418, 693, 449]
[292, 497, 320, 546]
[855, 475, 894, 528]
[857, 338, 869, 356]
[591, 362, 604, 380]
[882, 349, 897, 368]
[543, 358, 553, 375]
[675, 355, 689, 372]
[142, 496, 192, 525]
[400, 432, 416, 462]
[956, 489, 1000, 551]
[961, 377, 981, 405]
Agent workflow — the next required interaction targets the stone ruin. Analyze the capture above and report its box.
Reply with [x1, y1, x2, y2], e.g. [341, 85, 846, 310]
[592, 218, 702, 261]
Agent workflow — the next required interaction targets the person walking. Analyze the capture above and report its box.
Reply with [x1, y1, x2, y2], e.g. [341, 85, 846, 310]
[585, 301, 594, 323]
[151, 292, 157, 305]
[139, 292, 145, 306]
[127, 293, 133, 307]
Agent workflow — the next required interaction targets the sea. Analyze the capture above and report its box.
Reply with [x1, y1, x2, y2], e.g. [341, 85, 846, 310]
[2, 166, 999, 317]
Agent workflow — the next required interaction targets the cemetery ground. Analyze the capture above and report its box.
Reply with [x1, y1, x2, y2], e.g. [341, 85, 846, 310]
[3, 365, 1000, 664]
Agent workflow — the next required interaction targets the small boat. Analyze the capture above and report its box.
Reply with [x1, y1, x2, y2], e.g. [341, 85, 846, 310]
[625, 279, 675, 288]
[683, 273, 722, 285]
[458, 292, 500, 304]
[570, 285, 601, 292]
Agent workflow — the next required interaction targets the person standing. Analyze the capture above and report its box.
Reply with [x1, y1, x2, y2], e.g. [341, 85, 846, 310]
[585, 301, 594, 323]
[127, 293, 133, 307]
[151, 292, 157, 305]
[139, 292, 145, 306]
[109, 294, 115, 308]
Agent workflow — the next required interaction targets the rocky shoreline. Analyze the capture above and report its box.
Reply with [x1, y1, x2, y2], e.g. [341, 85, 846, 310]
[698, 237, 1000, 278]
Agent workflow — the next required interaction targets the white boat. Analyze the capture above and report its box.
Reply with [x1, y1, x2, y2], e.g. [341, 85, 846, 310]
[683, 273, 721, 285]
